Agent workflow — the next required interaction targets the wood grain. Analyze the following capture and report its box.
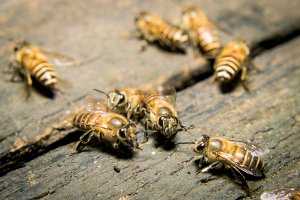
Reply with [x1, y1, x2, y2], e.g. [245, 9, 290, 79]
[0, 0, 299, 199]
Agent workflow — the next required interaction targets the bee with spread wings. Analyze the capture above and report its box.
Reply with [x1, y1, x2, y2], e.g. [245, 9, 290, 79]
[192, 134, 269, 194]
[72, 101, 140, 152]
[9, 40, 74, 98]
[141, 86, 188, 141]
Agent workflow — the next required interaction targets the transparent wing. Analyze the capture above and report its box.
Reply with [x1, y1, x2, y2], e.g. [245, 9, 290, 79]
[230, 140, 269, 156]
[85, 99, 110, 117]
[260, 189, 297, 200]
[213, 151, 263, 177]
[144, 86, 177, 105]
[41, 50, 79, 67]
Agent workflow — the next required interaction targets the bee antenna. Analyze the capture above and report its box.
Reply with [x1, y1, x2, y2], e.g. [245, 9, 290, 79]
[179, 123, 197, 141]
[93, 88, 109, 98]
[175, 141, 195, 145]
[144, 130, 157, 133]
[187, 130, 197, 141]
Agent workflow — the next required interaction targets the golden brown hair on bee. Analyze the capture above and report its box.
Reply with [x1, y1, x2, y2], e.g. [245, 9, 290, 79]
[141, 86, 187, 141]
[214, 40, 252, 90]
[135, 11, 189, 52]
[94, 87, 146, 120]
[260, 188, 300, 200]
[181, 6, 221, 58]
[72, 103, 140, 152]
[194, 134, 269, 195]
[12, 40, 59, 93]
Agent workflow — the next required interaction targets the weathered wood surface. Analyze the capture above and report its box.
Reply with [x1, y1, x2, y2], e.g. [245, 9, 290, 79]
[0, 0, 299, 199]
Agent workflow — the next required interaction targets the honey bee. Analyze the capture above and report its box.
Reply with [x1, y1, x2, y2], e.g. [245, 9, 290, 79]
[141, 86, 187, 141]
[72, 102, 140, 152]
[94, 87, 146, 120]
[214, 40, 253, 90]
[181, 6, 221, 58]
[193, 134, 269, 194]
[135, 11, 189, 52]
[9, 40, 60, 96]
[260, 188, 300, 200]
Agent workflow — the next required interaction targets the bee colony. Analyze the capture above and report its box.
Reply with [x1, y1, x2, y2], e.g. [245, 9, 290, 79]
[0, 0, 299, 199]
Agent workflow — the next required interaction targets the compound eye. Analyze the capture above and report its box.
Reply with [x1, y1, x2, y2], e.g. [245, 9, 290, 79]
[118, 94, 125, 104]
[196, 142, 205, 152]
[119, 129, 126, 139]
[158, 117, 164, 128]
[14, 45, 21, 52]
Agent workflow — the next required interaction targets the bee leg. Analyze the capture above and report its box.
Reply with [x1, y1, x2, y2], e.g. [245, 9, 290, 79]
[231, 166, 251, 196]
[142, 119, 154, 143]
[10, 68, 22, 82]
[7, 61, 23, 82]
[199, 161, 220, 173]
[140, 40, 149, 51]
[24, 68, 33, 100]
[188, 31, 200, 58]
[248, 59, 261, 72]
[75, 130, 93, 152]
[178, 122, 194, 131]
[196, 156, 210, 174]
[126, 104, 132, 119]
[240, 65, 250, 92]
[113, 142, 126, 154]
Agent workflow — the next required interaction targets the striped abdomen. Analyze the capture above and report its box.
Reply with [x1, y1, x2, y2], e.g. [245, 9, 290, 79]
[197, 26, 221, 57]
[159, 23, 188, 50]
[73, 113, 101, 132]
[230, 145, 264, 177]
[214, 56, 242, 82]
[29, 60, 58, 90]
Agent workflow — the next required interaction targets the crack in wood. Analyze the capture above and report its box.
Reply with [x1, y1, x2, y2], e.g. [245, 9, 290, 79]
[159, 28, 300, 92]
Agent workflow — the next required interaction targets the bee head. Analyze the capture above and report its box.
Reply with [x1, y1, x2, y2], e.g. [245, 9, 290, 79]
[13, 40, 29, 52]
[194, 134, 210, 153]
[117, 122, 138, 149]
[157, 115, 178, 139]
[135, 11, 148, 22]
[108, 90, 127, 110]
[182, 6, 197, 16]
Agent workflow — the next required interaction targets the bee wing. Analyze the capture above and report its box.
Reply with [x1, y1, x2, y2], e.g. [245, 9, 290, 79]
[230, 140, 269, 156]
[144, 86, 177, 105]
[41, 50, 80, 67]
[85, 99, 109, 117]
[260, 189, 297, 200]
[213, 151, 263, 177]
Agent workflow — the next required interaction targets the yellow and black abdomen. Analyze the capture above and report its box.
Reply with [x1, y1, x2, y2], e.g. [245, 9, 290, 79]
[29, 60, 58, 89]
[230, 145, 264, 177]
[214, 55, 241, 82]
[73, 113, 100, 132]
[197, 26, 221, 57]
[159, 23, 188, 51]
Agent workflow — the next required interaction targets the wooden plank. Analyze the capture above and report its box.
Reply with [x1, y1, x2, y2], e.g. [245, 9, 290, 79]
[0, 0, 300, 199]
[0, 0, 299, 154]
[1, 35, 299, 200]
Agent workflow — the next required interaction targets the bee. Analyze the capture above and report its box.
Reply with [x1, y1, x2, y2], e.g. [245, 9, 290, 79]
[214, 40, 253, 90]
[181, 6, 221, 58]
[192, 134, 269, 194]
[94, 87, 146, 120]
[135, 11, 189, 52]
[9, 40, 60, 96]
[141, 86, 186, 141]
[72, 102, 140, 152]
[260, 188, 300, 200]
